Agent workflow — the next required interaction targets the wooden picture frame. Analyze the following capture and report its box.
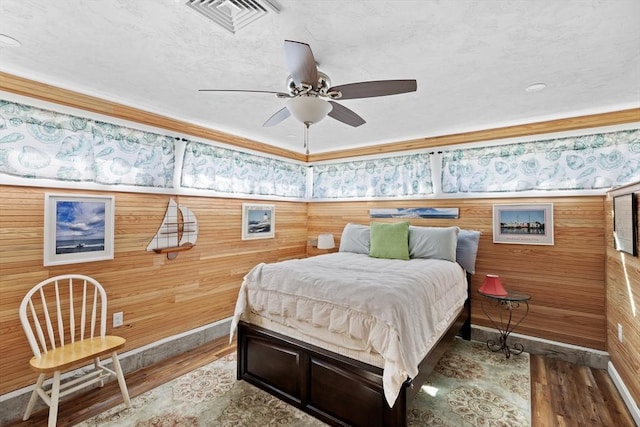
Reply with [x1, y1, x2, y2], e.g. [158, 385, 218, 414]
[44, 194, 115, 266]
[242, 203, 275, 240]
[614, 193, 637, 256]
[493, 203, 554, 245]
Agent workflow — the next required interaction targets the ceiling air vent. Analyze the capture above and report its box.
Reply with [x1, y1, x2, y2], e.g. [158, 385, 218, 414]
[186, 0, 280, 34]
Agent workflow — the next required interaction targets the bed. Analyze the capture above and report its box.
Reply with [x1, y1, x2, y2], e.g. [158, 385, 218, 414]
[231, 223, 480, 427]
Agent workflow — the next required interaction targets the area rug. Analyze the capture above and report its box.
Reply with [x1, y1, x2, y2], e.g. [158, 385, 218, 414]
[78, 339, 530, 427]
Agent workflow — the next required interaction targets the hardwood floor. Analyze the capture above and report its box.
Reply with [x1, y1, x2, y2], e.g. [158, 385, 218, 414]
[530, 355, 636, 427]
[5, 338, 636, 426]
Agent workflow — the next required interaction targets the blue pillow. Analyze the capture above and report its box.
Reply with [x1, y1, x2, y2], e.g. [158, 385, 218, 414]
[456, 229, 481, 273]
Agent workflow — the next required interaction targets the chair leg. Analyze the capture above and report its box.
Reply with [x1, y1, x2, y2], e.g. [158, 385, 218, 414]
[23, 373, 45, 421]
[111, 351, 131, 408]
[48, 370, 61, 427]
[94, 357, 105, 386]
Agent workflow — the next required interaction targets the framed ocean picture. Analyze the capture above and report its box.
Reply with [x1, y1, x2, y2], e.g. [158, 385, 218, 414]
[241, 203, 275, 240]
[44, 193, 115, 266]
[369, 207, 459, 219]
[493, 203, 554, 245]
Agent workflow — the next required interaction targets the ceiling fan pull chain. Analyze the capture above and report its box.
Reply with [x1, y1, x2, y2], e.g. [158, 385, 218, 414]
[304, 121, 311, 155]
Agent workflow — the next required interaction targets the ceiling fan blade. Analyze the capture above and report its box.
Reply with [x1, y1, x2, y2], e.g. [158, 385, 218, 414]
[329, 80, 417, 100]
[199, 89, 291, 98]
[328, 101, 366, 127]
[284, 40, 318, 89]
[262, 107, 291, 127]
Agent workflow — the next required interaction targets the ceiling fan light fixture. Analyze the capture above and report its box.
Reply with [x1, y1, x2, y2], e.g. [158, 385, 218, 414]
[287, 96, 332, 125]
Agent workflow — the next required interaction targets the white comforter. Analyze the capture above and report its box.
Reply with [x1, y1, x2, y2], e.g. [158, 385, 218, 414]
[230, 252, 467, 407]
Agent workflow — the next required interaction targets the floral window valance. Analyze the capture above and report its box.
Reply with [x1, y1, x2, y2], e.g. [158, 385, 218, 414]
[313, 153, 433, 198]
[0, 99, 308, 197]
[441, 129, 640, 193]
[0, 100, 175, 187]
[3, 98, 639, 199]
[181, 140, 307, 198]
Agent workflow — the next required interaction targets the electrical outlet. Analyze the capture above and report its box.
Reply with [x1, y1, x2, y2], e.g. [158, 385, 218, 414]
[113, 312, 124, 328]
[617, 323, 624, 342]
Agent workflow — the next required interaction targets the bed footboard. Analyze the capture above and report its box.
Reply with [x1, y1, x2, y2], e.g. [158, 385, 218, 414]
[237, 321, 406, 426]
[236, 302, 469, 427]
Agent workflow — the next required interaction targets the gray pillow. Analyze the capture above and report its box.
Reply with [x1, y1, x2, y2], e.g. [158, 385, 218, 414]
[456, 229, 481, 274]
[338, 223, 370, 254]
[409, 226, 459, 262]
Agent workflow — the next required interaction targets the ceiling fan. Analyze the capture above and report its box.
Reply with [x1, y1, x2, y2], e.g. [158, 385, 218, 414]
[199, 40, 417, 133]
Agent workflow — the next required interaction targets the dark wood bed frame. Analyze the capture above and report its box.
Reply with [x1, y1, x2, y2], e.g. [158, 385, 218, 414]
[237, 273, 472, 427]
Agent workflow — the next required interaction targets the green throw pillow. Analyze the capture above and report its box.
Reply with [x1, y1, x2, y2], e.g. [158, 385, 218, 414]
[369, 221, 410, 260]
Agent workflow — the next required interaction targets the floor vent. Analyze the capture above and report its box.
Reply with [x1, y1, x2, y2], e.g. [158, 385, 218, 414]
[186, 0, 280, 34]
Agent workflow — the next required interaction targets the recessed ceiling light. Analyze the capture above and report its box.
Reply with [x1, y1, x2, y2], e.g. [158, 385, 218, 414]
[525, 83, 546, 93]
[0, 34, 21, 47]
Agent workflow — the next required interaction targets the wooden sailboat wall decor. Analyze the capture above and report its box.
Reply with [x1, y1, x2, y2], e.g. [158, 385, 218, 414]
[147, 198, 198, 260]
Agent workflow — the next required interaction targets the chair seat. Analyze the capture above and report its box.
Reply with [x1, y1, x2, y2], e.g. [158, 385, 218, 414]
[29, 336, 126, 373]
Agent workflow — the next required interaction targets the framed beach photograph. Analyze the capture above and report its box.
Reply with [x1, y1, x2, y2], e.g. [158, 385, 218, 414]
[44, 194, 115, 266]
[242, 203, 275, 240]
[493, 203, 554, 245]
[613, 193, 637, 256]
[369, 207, 459, 219]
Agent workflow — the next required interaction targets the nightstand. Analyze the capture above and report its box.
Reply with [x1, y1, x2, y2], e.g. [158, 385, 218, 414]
[478, 290, 531, 358]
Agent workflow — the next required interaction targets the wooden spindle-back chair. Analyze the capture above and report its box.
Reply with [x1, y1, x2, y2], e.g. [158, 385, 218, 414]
[19, 274, 131, 426]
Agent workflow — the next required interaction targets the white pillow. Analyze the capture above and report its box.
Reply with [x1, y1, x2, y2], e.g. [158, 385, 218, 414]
[338, 223, 370, 254]
[409, 226, 459, 262]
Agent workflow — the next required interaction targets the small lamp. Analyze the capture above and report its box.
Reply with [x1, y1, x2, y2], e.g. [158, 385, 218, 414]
[478, 274, 508, 296]
[317, 233, 335, 250]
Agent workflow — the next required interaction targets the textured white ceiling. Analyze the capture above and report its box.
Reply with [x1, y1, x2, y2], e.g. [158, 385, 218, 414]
[1, 0, 639, 154]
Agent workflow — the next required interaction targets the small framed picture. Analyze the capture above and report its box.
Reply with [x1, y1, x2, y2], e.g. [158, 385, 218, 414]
[44, 193, 115, 266]
[242, 203, 275, 240]
[493, 203, 554, 245]
[613, 193, 637, 256]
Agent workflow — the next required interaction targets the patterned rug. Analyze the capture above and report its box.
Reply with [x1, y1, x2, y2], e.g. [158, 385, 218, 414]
[78, 339, 530, 427]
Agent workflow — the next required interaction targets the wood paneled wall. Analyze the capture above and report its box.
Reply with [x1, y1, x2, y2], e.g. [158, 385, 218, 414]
[2, 187, 610, 396]
[605, 184, 640, 405]
[307, 196, 607, 350]
[0, 185, 308, 395]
